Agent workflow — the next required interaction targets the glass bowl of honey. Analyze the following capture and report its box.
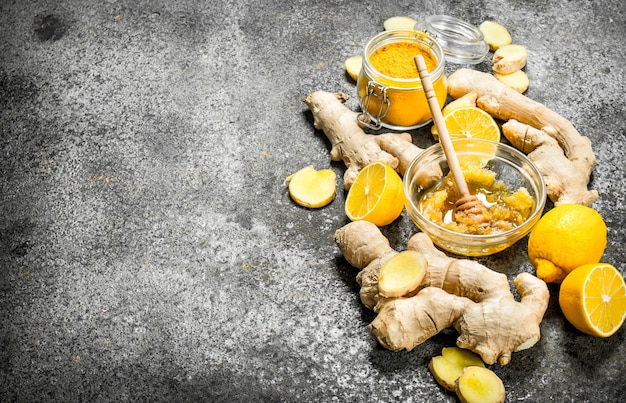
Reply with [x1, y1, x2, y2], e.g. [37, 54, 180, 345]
[403, 139, 546, 256]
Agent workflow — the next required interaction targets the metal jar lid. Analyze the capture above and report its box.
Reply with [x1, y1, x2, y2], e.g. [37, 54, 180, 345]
[414, 15, 489, 64]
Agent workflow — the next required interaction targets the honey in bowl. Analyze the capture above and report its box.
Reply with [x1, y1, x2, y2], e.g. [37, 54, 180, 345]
[418, 157, 536, 235]
[403, 139, 547, 257]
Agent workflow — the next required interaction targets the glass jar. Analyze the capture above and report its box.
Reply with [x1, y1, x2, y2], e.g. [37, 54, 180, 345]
[414, 15, 489, 65]
[356, 29, 446, 131]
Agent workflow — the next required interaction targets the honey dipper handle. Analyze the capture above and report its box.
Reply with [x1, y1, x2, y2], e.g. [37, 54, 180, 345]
[415, 55, 470, 197]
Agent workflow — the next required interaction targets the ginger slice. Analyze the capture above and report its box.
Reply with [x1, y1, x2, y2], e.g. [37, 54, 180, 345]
[344, 55, 362, 81]
[494, 69, 529, 93]
[478, 21, 512, 51]
[429, 347, 485, 392]
[378, 250, 426, 298]
[455, 366, 505, 403]
[492, 44, 528, 74]
[383, 16, 418, 31]
[286, 166, 337, 208]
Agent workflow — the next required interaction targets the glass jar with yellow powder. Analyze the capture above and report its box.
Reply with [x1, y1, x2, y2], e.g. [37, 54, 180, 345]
[357, 29, 446, 130]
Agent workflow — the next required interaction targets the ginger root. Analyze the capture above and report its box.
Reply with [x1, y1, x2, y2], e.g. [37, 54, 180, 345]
[304, 90, 439, 189]
[447, 68, 597, 206]
[335, 220, 550, 365]
[503, 120, 598, 206]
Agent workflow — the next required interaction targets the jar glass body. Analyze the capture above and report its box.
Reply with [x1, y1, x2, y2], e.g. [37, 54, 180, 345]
[357, 30, 446, 131]
[414, 15, 489, 65]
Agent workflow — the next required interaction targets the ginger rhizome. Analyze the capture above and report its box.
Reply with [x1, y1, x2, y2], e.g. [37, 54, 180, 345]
[303, 91, 440, 190]
[334, 220, 550, 365]
[447, 69, 597, 206]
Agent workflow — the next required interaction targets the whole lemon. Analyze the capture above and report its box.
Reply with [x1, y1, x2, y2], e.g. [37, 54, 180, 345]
[528, 204, 606, 283]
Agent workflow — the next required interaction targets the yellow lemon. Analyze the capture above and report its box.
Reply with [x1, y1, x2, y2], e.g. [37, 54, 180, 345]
[432, 106, 501, 143]
[345, 161, 404, 226]
[559, 263, 626, 337]
[528, 204, 607, 283]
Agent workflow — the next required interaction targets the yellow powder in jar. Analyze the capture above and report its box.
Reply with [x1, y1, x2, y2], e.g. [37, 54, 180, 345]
[369, 42, 437, 78]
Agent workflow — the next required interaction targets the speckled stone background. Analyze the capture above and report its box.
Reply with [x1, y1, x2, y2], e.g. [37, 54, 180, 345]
[1, 0, 624, 402]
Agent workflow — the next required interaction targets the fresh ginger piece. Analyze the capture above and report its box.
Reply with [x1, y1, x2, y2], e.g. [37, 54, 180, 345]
[494, 69, 529, 93]
[447, 69, 598, 205]
[344, 55, 362, 81]
[304, 91, 435, 190]
[455, 366, 505, 403]
[383, 16, 417, 31]
[478, 21, 512, 51]
[286, 166, 337, 208]
[378, 250, 426, 298]
[429, 347, 485, 392]
[492, 44, 527, 74]
[502, 120, 598, 206]
[335, 221, 550, 365]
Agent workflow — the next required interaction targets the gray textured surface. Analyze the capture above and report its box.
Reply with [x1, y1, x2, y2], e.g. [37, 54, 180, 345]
[1, 0, 625, 401]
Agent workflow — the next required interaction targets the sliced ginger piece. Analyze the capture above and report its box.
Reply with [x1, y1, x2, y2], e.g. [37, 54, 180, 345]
[494, 69, 529, 93]
[378, 250, 426, 298]
[286, 166, 337, 208]
[492, 44, 528, 74]
[478, 21, 512, 51]
[344, 55, 362, 81]
[383, 16, 418, 31]
[455, 366, 505, 403]
[429, 347, 485, 392]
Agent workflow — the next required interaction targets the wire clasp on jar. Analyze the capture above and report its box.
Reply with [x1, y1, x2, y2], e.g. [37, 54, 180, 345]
[357, 81, 390, 130]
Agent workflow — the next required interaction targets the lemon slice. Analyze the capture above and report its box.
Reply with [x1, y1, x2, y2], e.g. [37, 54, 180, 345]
[559, 263, 626, 337]
[432, 106, 500, 145]
[443, 106, 501, 142]
[345, 161, 404, 226]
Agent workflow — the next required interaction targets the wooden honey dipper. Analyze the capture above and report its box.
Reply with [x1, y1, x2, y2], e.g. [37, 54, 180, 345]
[414, 54, 489, 225]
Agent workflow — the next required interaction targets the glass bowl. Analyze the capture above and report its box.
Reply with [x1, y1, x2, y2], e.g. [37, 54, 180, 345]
[403, 139, 546, 256]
